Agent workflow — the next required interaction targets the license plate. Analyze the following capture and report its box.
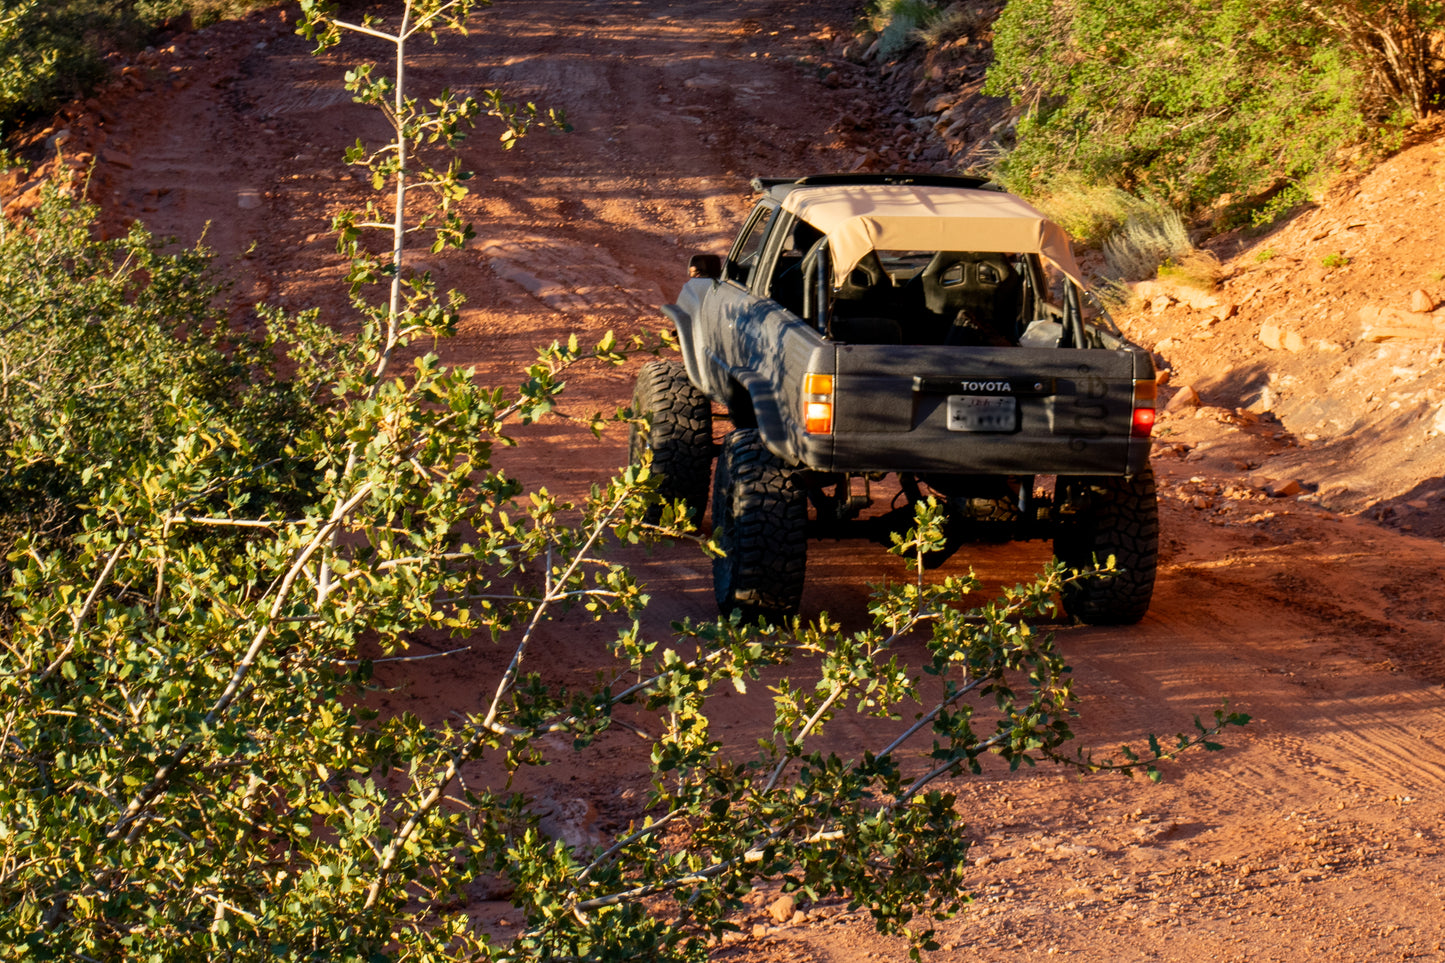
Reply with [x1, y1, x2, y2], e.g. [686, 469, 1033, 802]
[946, 395, 1016, 432]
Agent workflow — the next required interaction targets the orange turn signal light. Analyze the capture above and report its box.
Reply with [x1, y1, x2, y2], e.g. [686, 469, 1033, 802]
[803, 373, 833, 395]
[803, 372, 835, 435]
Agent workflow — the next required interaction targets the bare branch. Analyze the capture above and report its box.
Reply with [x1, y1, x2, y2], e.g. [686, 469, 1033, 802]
[34, 540, 128, 686]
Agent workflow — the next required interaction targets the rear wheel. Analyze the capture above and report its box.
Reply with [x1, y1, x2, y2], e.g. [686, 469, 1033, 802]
[1054, 466, 1159, 625]
[628, 359, 713, 523]
[711, 429, 808, 623]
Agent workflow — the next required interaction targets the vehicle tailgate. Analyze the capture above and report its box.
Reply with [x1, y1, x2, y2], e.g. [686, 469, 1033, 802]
[828, 344, 1147, 475]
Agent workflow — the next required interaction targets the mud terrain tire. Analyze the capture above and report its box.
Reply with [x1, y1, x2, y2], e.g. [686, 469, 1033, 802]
[1054, 466, 1159, 625]
[629, 359, 713, 523]
[711, 429, 807, 622]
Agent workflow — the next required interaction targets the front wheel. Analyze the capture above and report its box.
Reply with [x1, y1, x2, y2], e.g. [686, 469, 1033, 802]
[628, 359, 713, 523]
[711, 429, 808, 623]
[1054, 466, 1159, 625]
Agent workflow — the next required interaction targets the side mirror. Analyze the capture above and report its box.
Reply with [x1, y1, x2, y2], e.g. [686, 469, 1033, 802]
[688, 254, 722, 280]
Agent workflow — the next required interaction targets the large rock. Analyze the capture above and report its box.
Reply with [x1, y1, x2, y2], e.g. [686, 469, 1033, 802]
[1410, 289, 1438, 313]
[769, 894, 797, 924]
[925, 92, 958, 115]
[1133, 278, 1228, 314]
[1358, 304, 1445, 342]
[1164, 385, 1202, 412]
[533, 796, 603, 851]
[1258, 321, 1304, 352]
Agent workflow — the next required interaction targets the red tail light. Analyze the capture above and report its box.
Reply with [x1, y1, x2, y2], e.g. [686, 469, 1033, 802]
[1132, 379, 1157, 438]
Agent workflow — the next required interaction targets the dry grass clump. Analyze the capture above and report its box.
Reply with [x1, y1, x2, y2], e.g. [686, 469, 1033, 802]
[1093, 277, 1139, 311]
[1102, 204, 1220, 288]
[1157, 249, 1223, 290]
[1027, 179, 1150, 246]
[914, 2, 992, 46]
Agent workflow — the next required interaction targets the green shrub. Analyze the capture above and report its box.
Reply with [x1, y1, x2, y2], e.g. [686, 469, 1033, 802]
[987, 0, 1367, 217]
[0, 184, 342, 564]
[1247, 181, 1314, 227]
[133, 0, 277, 24]
[0, 1, 278, 130]
[0, 1, 111, 126]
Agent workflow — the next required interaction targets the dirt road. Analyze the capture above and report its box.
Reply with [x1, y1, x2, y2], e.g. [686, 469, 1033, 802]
[35, 0, 1445, 958]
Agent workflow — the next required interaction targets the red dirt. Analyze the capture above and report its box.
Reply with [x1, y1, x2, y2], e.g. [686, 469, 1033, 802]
[12, 1, 1445, 959]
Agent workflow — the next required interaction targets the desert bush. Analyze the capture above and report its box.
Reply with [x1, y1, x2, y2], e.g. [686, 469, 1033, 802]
[1090, 199, 1222, 286]
[867, 0, 945, 58]
[0, 0, 277, 130]
[0, 184, 340, 566]
[1101, 204, 1192, 281]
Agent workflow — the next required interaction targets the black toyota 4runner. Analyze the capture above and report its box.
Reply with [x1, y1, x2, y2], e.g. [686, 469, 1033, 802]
[629, 174, 1158, 625]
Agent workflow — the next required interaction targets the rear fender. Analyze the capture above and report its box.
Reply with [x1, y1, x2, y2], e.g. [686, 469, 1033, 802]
[736, 329, 835, 467]
[735, 369, 781, 445]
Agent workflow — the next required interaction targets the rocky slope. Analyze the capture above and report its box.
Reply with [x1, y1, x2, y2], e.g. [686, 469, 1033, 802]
[1135, 135, 1445, 533]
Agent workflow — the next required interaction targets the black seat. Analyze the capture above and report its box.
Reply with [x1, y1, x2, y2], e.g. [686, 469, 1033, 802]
[831, 251, 894, 320]
[835, 250, 887, 299]
[919, 252, 1024, 345]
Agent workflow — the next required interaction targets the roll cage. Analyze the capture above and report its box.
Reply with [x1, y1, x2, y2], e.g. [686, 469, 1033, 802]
[723, 195, 1092, 349]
